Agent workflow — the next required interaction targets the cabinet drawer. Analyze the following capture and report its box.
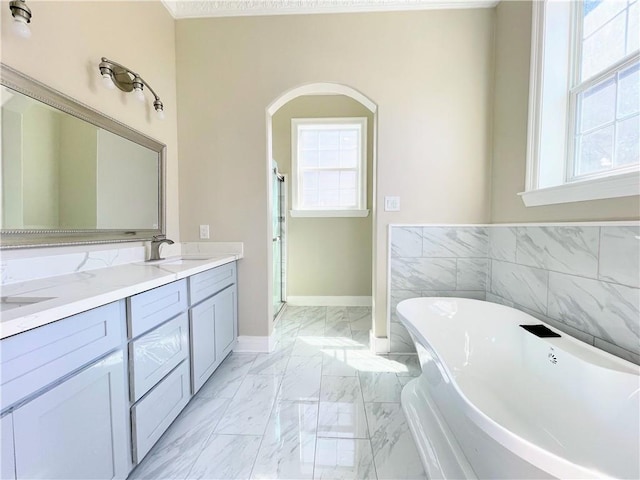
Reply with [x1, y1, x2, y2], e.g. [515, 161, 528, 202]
[128, 279, 187, 338]
[0, 301, 124, 411]
[130, 313, 189, 402]
[131, 360, 190, 464]
[189, 262, 236, 306]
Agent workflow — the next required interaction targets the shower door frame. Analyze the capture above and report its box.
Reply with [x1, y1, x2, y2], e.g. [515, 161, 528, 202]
[272, 168, 287, 320]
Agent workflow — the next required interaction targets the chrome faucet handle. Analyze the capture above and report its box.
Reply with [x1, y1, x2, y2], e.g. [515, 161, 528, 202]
[148, 236, 175, 261]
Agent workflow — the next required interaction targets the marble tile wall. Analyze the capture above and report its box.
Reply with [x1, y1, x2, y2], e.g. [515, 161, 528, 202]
[389, 224, 640, 365]
[389, 226, 489, 353]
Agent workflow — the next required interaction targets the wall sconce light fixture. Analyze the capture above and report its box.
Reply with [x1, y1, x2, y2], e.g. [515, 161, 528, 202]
[98, 57, 165, 120]
[9, 0, 32, 39]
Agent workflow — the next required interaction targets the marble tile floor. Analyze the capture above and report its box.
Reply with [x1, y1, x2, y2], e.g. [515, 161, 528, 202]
[129, 305, 425, 480]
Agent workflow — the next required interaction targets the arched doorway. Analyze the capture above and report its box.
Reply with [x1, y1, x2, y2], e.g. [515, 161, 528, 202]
[265, 83, 378, 343]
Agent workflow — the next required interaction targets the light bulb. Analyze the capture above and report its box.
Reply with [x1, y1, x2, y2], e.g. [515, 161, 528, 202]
[134, 86, 145, 102]
[12, 15, 31, 39]
[101, 73, 116, 90]
[156, 108, 165, 121]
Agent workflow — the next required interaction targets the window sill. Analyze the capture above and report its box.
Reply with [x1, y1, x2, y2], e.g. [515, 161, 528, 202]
[519, 171, 640, 207]
[290, 209, 370, 218]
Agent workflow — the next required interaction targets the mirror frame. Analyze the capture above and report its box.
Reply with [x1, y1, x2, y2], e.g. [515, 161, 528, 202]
[0, 63, 166, 249]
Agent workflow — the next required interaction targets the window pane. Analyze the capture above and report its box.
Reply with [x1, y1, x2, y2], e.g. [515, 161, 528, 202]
[627, 1, 639, 53]
[299, 130, 318, 149]
[615, 115, 640, 165]
[582, 10, 626, 79]
[340, 171, 357, 190]
[318, 171, 340, 190]
[583, 0, 626, 38]
[318, 130, 340, 150]
[318, 189, 340, 207]
[618, 62, 640, 117]
[576, 126, 615, 175]
[301, 150, 318, 168]
[579, 77, 616, 132]
[319, 149, 340, 168]
[340, 189, 357, 207]
[303, 171, 319, 190]
[340, 149, 358, 168]
[302, 189, 318, 207]
[340, 129, 359, 149]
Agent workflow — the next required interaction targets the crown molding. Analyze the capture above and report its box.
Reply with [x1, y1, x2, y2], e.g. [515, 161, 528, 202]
[161, 0, 499, 20]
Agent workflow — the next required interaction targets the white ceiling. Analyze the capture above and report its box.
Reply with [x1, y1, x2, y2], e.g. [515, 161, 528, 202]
[161, 0, 499, 19]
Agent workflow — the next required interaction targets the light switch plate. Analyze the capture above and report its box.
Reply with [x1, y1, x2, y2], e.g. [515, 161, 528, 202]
[384, 196, 400, 212]
[199, 224, 210, 239]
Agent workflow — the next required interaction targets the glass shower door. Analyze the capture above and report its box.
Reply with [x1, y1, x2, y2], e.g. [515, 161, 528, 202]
[272, 165, 285, 318]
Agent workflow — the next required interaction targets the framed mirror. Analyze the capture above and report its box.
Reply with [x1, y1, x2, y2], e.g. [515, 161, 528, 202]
[0, 63, 165, 249]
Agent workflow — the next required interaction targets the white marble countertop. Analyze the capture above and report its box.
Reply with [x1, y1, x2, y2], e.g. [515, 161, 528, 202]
[0, 254, 241, 340]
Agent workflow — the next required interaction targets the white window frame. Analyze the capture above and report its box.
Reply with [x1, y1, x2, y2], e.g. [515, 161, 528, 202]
[290, 117, 369, 218]
[521, 0, 640, 207]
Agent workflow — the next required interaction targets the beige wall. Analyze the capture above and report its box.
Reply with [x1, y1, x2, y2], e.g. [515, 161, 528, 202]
[176, 10, 495, 337]
[0, 1, 180, 238]
[490, 1, 640, 223]
[272, 95, 373, 297]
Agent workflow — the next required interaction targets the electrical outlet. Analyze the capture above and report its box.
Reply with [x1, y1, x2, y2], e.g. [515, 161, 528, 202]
[384, 196, 400, 212]
[199, 224, 210, 239]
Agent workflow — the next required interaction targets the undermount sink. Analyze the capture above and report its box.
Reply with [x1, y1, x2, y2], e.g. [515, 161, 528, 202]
[145, 256, 212, 266]
[0, 296, 55, 312]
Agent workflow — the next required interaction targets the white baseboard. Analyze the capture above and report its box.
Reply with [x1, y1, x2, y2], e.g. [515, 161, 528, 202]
[234, 335, 275, 353]
[370, 330, 390, 354]
[287, 296, 372, 307]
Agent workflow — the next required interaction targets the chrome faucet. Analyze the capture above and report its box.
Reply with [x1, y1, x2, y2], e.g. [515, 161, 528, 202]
[149, 235, 175, 261]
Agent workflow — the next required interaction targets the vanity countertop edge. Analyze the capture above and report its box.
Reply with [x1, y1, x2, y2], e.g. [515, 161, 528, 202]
[0, 254, 242, 340]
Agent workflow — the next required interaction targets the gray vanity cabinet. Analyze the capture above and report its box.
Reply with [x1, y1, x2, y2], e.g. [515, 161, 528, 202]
[0, 302, 129, 480]
[0, 259, 239, 479]
[189, 262, 237, 394]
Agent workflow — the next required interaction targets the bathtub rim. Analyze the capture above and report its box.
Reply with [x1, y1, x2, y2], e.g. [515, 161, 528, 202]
[398, 296, 638, 480]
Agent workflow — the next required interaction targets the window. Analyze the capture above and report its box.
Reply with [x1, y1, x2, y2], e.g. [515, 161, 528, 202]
[523, 0, 639, 206]
[290, 118, 368, 217]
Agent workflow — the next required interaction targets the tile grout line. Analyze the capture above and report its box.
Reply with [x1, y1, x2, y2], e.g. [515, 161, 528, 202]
[311, 306, 328, 480]
[360, 399, 379, 480]
[248, 311, 299, 480]
[355, 338, 379, 480]
[182, 355, 256, 480]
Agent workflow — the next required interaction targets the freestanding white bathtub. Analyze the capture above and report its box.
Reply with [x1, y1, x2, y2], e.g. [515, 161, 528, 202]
[397, 297, 640, 480]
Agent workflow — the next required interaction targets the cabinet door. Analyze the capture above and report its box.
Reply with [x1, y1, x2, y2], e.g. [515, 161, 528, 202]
[13, 351, 128, 480]
[190, 297, 217, 394]
[1, 414, 15, 480]
[214, 285, 237, 357]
